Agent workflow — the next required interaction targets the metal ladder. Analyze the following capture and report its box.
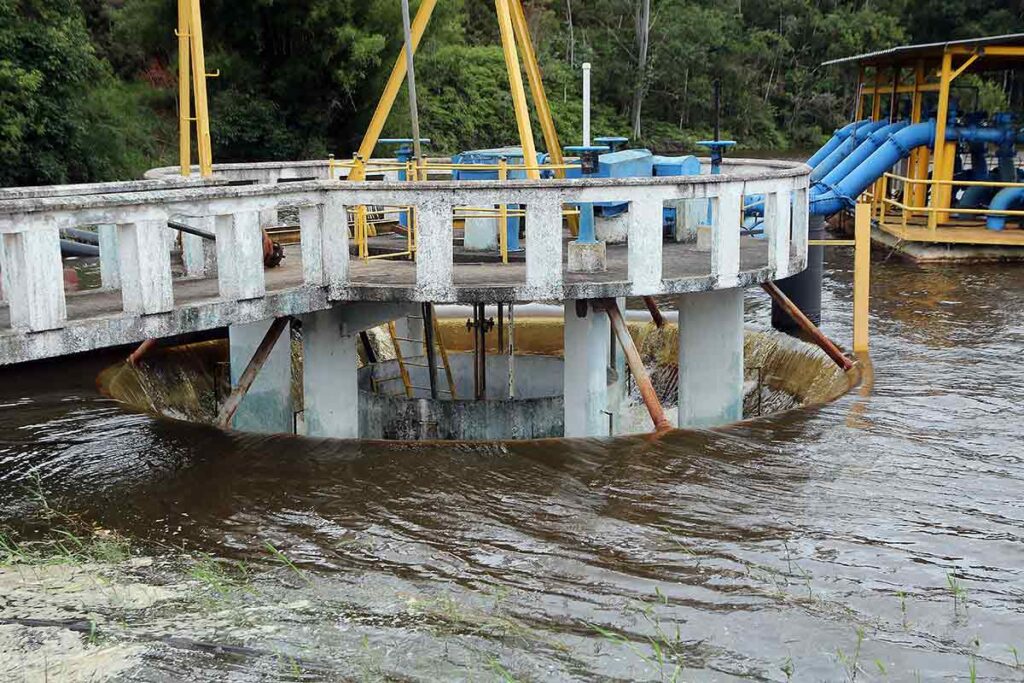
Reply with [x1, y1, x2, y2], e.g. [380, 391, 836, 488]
[378, 304, 456, 398]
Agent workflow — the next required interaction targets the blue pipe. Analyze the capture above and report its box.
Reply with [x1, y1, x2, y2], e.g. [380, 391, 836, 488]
[810, 121, 1023, 216]
[810, 120, 888, 182]
[807, 118, 872, 168]
[986, 187, 1024, 229]
[811, 120, 908, 196]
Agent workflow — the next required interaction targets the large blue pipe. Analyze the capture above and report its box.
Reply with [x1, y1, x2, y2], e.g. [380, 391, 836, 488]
[811, 120, 909, 196]
[809, 120, 888, 182]
[810, 121, 1023, 216]
[807, 118, 872, 168]
[986, 187, 1024, 229]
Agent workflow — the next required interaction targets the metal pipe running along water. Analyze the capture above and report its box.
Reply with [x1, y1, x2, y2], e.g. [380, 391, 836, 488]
[806, 118, 873, 169]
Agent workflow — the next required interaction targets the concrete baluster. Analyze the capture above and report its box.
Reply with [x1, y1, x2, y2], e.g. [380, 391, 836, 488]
[300, 193, 349, 295]
[117, 219, 174, 315]
[180, 216, 217, 279]
[215, 210, 265, 301]
[765, 189, 793, 279]
[525, 196, 564, 296]
[627, 197, 664, 292]
[791, 186, 810, 261]
[414, 198, 454, 300]
[711, 186, 743, 288]
[97, 224, 120, 289]
[2, 228, 67, 332]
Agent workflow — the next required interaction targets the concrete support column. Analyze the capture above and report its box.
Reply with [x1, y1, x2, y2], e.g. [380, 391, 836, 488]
[229, 319, 293, 434]
[678, 288, 744, 428]
[299, 195, 349, 295]
[97, 224, 120, 289]
[606, 296, 628, 434]
[563, 300, 610, 438]
[300, 308, 359, 439]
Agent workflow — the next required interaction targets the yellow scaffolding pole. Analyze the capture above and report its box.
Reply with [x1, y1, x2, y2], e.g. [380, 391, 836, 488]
[176, 0, 191, 177]
[188, 0, 213, 176]
[495, 0, 540, 180]
[508, 0, 564, 176]
[351, 0, 437, 181]
[929, 51, 954, 228]
[909, 60, 929, 207]
[853, 201, 871, 353]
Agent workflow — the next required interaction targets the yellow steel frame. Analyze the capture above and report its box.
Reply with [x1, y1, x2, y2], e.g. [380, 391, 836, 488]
[343, 0, 567, 260]
[850, 45, 1020, 235]
[176, 0, 215, 177]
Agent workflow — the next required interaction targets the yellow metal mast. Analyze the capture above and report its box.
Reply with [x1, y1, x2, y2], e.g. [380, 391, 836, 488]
[177, 0, 192, 176]
[187, 0, 214, 176]
[495, 0, 540, 179]
[350, 0, 438, 181]
[508, 0, 565, 176]
[929, 50, 954, 228]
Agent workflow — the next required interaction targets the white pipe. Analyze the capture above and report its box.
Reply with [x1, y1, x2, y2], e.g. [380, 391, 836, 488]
[582, 62, 592, 146]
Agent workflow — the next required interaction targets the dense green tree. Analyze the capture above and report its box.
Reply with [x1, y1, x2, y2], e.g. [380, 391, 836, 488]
[3, 0, 1024, 186]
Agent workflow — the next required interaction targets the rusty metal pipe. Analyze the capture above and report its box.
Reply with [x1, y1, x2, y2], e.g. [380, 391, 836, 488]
[600, 299, 672, 433]
[216, 317, 291, 429]
[761, 281, 854, 371]
[642, 296, 665, 328]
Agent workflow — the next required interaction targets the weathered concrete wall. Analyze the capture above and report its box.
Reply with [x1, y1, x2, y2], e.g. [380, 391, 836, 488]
[358, 390, 563, 441]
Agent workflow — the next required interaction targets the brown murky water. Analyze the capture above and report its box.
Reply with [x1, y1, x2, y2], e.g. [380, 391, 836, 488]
[2, 249, 1023, 681]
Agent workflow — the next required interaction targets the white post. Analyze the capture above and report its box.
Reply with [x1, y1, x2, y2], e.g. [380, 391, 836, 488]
[215, 211, 266, 301]
[117, 219, 174, 315]
[563, 300, 609, 437]
[678, 288, 744, 428]
[582, 62, 592, 146]
[2, 229, 66, 332]
[97, 224, 120, 289]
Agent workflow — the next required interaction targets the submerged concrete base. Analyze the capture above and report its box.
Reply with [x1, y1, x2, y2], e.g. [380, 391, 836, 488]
[229, 319, 293, 434]
[563, 300, 610, 437]
[567, 240, 607, 273]
[678, 288, 744, 427]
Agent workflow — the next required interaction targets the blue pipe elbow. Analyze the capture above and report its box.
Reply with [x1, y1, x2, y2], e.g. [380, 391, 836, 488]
[812, 120, 909, 195]
[807, 118, 872, 168]
[986, 186, 1024, 230]
[809, 121, 888, 182]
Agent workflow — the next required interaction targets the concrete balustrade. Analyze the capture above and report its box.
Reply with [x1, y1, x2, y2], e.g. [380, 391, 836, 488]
[0, 158, 810, 371]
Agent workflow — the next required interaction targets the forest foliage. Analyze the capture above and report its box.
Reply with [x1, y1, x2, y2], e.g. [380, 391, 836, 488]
[2, 0, 1023, 186]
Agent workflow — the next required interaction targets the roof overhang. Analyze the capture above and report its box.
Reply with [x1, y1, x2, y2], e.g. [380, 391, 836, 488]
[822, 33, 1024, 70]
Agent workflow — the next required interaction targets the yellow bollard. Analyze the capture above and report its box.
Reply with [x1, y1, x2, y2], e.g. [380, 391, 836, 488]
[853, 201, 871, 353]
[498, 156, 509, 264]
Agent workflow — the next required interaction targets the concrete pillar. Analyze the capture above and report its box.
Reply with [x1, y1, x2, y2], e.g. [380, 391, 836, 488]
[525, 197, 563, 296]
[300, 308, 359, 439]
[627, 198, 663, 291]
[117, 220, 174, 315]
[215, 211, 265, 301]
[97, 224, 120, 289]
[678, 288, 744, 428]
[563, 300, 610, 438]
[180, 216, 217, 279]
[229, 319, 293, 434]
[2, 229, 66, 332]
